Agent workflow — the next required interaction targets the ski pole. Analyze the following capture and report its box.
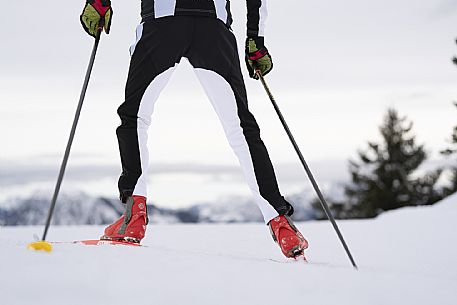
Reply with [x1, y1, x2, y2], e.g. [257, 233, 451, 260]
[28, 28, 103, 252]
[255, 70, 358, 269]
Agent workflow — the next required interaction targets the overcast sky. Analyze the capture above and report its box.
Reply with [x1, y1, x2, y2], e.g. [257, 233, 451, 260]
[0, 0, 456, 205]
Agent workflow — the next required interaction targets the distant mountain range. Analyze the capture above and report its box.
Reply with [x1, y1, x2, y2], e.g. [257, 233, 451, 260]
[0, 192, 318, 226]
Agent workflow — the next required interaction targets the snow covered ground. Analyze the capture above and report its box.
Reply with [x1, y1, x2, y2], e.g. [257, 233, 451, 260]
[1, 194, 456, 305]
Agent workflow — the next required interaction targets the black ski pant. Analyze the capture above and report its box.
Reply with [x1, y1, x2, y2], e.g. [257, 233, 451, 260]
[116, 16, 293, 223]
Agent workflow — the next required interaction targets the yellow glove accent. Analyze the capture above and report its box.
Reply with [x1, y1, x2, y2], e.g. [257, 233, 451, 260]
[80, 4, 112, 38]
[245, 38, 273, 79]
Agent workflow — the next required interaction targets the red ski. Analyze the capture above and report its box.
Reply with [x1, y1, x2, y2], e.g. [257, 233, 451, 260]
[51, 240, 143, 247]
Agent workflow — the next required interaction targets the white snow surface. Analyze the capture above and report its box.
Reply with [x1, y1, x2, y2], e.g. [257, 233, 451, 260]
[1, 194, 456, 305]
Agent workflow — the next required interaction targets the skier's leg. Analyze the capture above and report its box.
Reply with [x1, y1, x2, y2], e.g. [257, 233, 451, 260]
[116, 18, 192, 202]
[117, 65, 175, 200]
[188, 18, 293, 224]
[105, 17, 193, 242]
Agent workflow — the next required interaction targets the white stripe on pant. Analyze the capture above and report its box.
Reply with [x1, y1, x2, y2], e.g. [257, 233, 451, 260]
[132, 66, 279, 224]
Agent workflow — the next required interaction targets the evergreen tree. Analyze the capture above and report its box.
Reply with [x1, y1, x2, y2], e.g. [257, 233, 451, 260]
[344, 108, 442, 218]
[439, 40, 457, 195]
[453, 39, 457, 66]
[441, 103, 457, 195]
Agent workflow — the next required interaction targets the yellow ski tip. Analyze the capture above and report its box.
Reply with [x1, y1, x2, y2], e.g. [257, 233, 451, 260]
[27, 241, 53, 252]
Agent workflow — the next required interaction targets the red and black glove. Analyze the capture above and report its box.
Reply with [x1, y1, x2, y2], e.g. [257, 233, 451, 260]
[80, 0, 113, 38]
[245, 36, 273, 79]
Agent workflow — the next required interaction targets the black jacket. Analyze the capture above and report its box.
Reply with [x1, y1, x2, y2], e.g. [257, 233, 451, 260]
[140, 0, 268, 37]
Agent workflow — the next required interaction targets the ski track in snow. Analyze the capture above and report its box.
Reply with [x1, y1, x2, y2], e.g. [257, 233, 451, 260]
[1, 194, 456, 305]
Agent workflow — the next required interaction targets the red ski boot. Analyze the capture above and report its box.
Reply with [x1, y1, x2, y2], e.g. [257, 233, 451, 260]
[101, 195, 148, 243]
[269, 215, 308, 258]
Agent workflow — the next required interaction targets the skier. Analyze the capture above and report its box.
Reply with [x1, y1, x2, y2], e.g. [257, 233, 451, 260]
[80, 0, 308, 258]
